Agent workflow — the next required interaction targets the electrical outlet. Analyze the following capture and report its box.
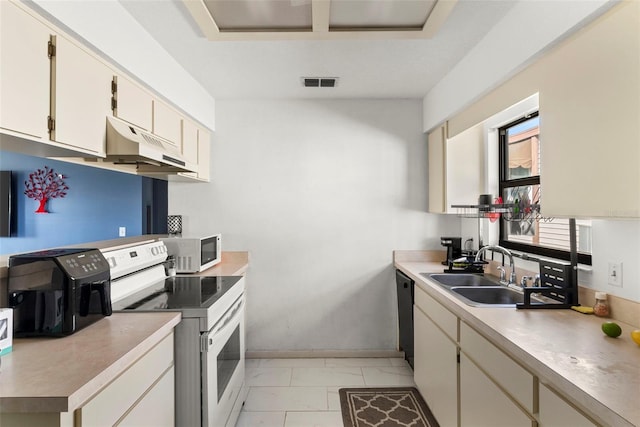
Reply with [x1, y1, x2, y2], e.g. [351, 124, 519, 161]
[608, 262, 622, 287]
[119, 227, 126, 237]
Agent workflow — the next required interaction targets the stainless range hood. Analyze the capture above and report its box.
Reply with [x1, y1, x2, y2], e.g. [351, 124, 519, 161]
[105, 116, 196, 174]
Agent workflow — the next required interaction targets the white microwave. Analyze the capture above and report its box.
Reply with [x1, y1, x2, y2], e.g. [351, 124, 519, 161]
[160, 234, 221, 273]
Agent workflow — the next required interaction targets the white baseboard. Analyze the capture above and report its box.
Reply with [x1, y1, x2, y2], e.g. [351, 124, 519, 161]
[245, 350, 404, 359]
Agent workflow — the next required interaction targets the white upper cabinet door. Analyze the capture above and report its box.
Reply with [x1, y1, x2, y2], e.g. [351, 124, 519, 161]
[113, 75, 153, 131]
[428, 122, 485, 214]
[197, 129, 211, 181]
[51, 35, 112, 156]
[446, 123, 484, 212]
[0, 2, 50, 140]
[182, 119, 199, 165]
[427, 125, 446, 213]
[153, 100, 181, 146]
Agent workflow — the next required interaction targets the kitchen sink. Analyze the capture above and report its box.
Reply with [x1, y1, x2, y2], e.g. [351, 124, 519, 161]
[420, 273, 543, 307]
[424, 273, 500, 287]
[450, 286, 526, 307]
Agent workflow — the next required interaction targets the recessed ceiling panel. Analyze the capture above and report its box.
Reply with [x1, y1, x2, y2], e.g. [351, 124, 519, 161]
[203, 0, 312, 31]
[329, 0, 437, 30]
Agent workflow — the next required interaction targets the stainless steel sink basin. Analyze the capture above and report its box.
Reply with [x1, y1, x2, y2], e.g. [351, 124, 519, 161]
[450, 286, 525, 307]
[423, 273, 501, 287]
[420, 273, 542, 307]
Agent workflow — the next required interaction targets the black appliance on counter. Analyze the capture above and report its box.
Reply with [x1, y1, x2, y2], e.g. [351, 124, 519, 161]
[440, 237, 462, 265]
[7, 248, 112, 337]
[395, 269, 414, 369]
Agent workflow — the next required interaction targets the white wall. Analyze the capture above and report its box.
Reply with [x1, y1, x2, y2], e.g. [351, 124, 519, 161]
[169, 99, 460, 352]
[589, 221, 640, 302]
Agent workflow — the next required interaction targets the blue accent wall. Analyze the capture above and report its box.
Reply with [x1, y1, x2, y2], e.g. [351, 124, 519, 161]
[0, 150, 143, 255]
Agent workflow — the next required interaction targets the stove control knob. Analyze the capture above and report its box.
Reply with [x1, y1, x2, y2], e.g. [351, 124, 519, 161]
[151, 247, 159, 255]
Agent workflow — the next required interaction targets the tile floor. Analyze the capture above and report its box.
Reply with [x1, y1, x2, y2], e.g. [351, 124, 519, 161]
[237, 357, 415, 427]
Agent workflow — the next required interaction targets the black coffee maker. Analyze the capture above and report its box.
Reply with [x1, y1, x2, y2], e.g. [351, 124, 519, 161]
[440, 237, 462, 265]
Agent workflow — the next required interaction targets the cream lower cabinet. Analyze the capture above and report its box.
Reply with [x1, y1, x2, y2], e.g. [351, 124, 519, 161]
[77, 332, 174, 426]
[538, 383, 597, 427]
[459, 353, 533, 427]
[413, 286, 458, 427]
[459, 322, 535, 427]
[1, 333, 175, 427]
[413, 284, 541, 427]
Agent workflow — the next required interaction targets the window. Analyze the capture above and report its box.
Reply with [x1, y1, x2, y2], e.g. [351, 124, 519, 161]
[498, 113, 592, 264]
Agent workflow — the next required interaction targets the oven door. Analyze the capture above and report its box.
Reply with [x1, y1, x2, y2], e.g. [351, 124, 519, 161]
[202, 294, 245, 427]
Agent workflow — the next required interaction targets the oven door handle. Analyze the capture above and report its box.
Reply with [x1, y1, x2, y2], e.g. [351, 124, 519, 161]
[212, 296, 244, 338]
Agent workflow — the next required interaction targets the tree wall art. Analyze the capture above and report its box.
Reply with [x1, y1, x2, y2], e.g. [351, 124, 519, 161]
[24, 166, 69, 213]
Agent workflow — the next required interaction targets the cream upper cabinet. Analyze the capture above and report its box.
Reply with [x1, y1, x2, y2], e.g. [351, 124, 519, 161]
[153, 100, 181, 146]
[446, 123, 484, 211]
[0, 1, 50, 140]
[538, 1, 639, 218]
[427, 125, 446, 213]
[51, 35, 112, 156]
[112, 75, 153, 131]
[182, 118, 199, 165]
[428, 122, 484, 213]
[197, 128, 211, 181]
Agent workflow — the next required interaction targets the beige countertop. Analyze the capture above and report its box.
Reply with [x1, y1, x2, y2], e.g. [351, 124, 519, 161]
[395, 252, 639, 427]
[194, 251, 249, 277]
[0, 312, 181, 413]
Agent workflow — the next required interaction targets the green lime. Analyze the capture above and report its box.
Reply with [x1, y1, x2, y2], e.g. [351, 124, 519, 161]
[602, 322, 622, 338]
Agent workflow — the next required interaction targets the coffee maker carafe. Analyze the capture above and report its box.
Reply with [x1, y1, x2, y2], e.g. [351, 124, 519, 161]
[440, 237, 462, 265]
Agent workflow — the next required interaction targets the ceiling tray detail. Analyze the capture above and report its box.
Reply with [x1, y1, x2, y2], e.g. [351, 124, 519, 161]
[182, 0, 458, 41]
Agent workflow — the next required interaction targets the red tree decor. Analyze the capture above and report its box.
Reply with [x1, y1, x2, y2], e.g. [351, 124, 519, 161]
[24, 166, 69, 213]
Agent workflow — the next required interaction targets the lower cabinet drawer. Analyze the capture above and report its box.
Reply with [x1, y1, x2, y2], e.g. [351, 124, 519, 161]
[118, 365, 175, 427]
[414, 285, 458, 341]
[538, 383, 597, 427]
[460, 322, 534, 413]
[77, 333, 174, 426]
[460, 353, 534, 427]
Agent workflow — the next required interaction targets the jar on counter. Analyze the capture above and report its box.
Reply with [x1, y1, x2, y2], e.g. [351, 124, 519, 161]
[593, 292, 610, 317]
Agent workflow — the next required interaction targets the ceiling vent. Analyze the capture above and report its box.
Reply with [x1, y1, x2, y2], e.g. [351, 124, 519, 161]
[302, 77, 338, 88]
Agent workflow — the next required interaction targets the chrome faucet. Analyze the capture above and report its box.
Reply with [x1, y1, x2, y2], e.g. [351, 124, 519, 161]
[475, 245, 517, 287]
[520, 276, 532, 288]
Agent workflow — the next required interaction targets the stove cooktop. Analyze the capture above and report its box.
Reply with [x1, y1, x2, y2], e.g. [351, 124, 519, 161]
[116, 275, 243, 312]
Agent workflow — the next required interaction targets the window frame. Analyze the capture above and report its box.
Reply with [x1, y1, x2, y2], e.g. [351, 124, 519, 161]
[497, 112, 592, 265]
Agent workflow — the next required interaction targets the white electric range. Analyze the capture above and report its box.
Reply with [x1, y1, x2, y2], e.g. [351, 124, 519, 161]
[104, 240, 246, 427]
